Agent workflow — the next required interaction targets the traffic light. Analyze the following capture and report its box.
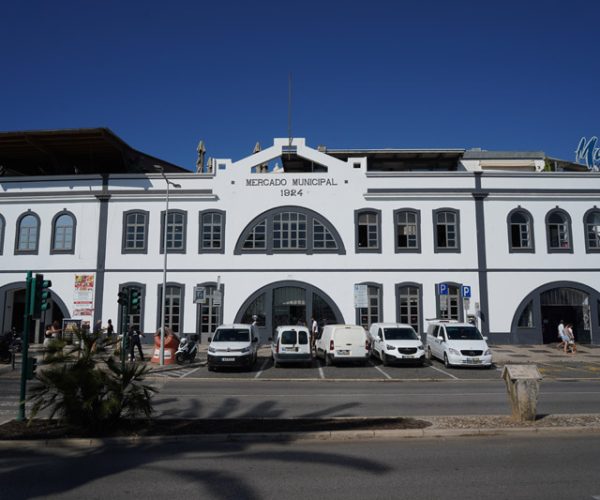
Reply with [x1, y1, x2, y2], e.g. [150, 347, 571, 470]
[118, 287, 129, 307]
[130, 288, 141, 315]
[26, 356, 37, 380]
[31, 274, 52, 318]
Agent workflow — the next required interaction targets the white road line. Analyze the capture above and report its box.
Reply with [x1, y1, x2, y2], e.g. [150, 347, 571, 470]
[428, 364, 459, 380]
[318, 360, 325, 379]
[181, 366, 202, 378]
[370, 362, 392, 380]
[254, 359, 270, 379]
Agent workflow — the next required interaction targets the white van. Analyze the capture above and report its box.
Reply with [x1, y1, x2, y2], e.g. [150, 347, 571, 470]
[207, 324, 258, 371]
[426, 320, 493, 368]
[270, 325, 312, 367]
[315, 324, 370, 366]
[368, 323, 425, 366]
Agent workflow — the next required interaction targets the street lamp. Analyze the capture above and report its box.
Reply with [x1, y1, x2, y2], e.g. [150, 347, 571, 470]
[156, 165, 181, 365]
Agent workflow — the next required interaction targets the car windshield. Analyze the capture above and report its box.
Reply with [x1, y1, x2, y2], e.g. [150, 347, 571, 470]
[445, 326, 483, 340]
[384, 328, 419, 340]
[213, 329, 251, 342]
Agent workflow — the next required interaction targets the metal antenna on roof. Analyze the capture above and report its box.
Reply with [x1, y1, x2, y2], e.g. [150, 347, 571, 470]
[288, 72, 293, 154]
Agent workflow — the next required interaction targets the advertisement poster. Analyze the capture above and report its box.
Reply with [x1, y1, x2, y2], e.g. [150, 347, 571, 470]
[73, 274, 95, 325]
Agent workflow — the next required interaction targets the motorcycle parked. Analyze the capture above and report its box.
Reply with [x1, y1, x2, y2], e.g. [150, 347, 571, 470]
[175, 335, 198, 364]
[0, 330, 16, 363]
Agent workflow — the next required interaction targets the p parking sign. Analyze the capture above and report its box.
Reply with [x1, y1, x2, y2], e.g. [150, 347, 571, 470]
[438, 283, 449, 295]
[461, 285, 471, 298]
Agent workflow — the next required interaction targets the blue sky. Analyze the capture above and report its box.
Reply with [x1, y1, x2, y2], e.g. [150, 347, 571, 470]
[1, 0, 599, 170]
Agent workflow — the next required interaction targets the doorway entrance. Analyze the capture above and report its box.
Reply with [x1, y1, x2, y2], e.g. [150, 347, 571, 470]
[511, 282, 598, 345]
[540, 288, 591, 344]
[236, 280, 343, 344]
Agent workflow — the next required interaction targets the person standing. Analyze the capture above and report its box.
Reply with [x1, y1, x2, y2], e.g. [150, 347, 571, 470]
[128, 325, 145, 362]
[310, 316, 318, 353]
[106, 319, 114, 338]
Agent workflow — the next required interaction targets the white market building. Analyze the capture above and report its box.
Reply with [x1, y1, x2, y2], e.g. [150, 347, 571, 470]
[0, 128, 599, 346]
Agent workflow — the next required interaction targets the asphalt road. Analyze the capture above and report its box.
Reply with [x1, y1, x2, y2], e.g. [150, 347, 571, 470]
[149, 378, 600, 419]
[1, 435, 599, 499]
[2, 366, 600, 422]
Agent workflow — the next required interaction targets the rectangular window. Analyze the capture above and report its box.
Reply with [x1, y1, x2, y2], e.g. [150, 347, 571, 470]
[398, 286, 420, 332]
[201, 212, 223, 251]
[125, 213, 147, 251]
[273, 212, 306, 249]
[396, 211, 419, 250]
[435, 210, 459, 251]
[358, 212, 379, 249]
[161, 211, 187, 253]
[163, 285, 182, 334]
[357, 285, 381, 330]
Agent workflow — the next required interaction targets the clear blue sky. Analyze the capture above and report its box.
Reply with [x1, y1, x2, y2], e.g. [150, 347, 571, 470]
[2, 0, 598, 171]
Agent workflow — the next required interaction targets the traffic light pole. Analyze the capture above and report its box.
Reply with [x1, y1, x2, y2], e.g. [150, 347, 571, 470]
[17, 272, 33, 422]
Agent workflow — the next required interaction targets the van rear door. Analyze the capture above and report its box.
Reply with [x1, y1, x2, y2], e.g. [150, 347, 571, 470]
[333, 326, 366, 357]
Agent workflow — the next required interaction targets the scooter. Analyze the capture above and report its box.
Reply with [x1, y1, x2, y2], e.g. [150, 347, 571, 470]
[175, 335, 198, 364]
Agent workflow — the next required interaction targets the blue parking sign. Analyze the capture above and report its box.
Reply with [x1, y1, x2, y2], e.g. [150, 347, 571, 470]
[438, 283, 449, 295]
[461, 285, 471, 298]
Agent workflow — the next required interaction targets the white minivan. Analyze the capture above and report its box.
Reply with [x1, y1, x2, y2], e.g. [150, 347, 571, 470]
[207, 324, 258, 371]
[270, 325, 312, 367]
[368, 323, 425, 366]
[315, 324, 370, 366]
[426, 320, 493, 368]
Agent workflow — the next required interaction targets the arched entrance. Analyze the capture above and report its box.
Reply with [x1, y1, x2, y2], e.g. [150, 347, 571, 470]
[0, 282, 70, 342]
[511, 281, 599, 345]
[235, 280, 344, 344]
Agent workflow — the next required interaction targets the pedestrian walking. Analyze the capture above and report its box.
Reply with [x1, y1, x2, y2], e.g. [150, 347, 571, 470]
[557, 319, 569, 352]
[566, 323, 577, 354]
[128, 325, 145, 361]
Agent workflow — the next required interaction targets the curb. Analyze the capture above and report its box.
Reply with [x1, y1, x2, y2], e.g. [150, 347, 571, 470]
[2, 424, 600, 449]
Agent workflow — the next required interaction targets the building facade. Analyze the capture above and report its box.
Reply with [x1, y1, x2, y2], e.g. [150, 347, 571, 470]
[1, 132, 599, 345]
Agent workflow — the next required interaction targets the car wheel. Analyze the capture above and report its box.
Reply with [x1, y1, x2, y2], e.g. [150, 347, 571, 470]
[207, 364, 214, 372]
[175, 353, 184, 365]
[381, 352, 389, 367]
[444, 353, 451, 368]
[274, 360, 279, 368]
[325, 353, 332, 366]
[427, 346, 433, 361]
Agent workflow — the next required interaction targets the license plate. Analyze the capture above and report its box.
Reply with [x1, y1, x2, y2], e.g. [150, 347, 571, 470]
[401, 355, 415, 359]
[283, 347, 298, 352]
[221, 357, 235, 362]
[337, 350, 350, 355]
[466, 357, 481, 364]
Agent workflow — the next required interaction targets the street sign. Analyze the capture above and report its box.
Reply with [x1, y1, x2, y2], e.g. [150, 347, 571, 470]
[461, 285, 471, 298]
[438, 283, 449, 295]
[354, 284, 368, 308]
[212, 290, 222, 306]
[194, 287, 206, 303]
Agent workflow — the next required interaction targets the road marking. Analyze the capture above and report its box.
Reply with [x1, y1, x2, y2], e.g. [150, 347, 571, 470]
[370, 361, 392, 380]
[254, 359, 270, 379]
[427, 364, 459, 380]
[181, 366, 202, 378]
[318, 360, 325, 379]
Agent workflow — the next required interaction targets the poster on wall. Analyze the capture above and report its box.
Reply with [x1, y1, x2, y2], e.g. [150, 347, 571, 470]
[73, 274, 95, 330]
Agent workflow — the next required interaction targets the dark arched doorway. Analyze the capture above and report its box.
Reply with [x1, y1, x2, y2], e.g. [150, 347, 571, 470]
[0, 282, 70, 343]
[511, 281, 599, 345]
[235, 280, 344, 344]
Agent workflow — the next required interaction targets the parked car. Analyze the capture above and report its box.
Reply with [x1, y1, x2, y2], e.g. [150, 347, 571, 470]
[368, 323, 425, 366]
[315, 324, 370, 366]
[270, 325, 312, 367]
[207, 324, 258, 371]
[426, 320, 493, 368]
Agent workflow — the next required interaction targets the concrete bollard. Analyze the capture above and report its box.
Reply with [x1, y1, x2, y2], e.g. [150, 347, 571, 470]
[501, 365, 542, 422]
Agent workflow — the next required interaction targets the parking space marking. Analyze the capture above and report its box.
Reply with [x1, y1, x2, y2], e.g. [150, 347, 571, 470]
[427, 364, 459, 380]
[370, 361, 392, 380]
[318, 360, 325, 379]
[254, 359, 270, 379]
[180, 366, 202, 378]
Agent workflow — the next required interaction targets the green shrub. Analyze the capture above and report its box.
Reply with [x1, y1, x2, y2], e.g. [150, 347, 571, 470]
[29, 329, 156, 433]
